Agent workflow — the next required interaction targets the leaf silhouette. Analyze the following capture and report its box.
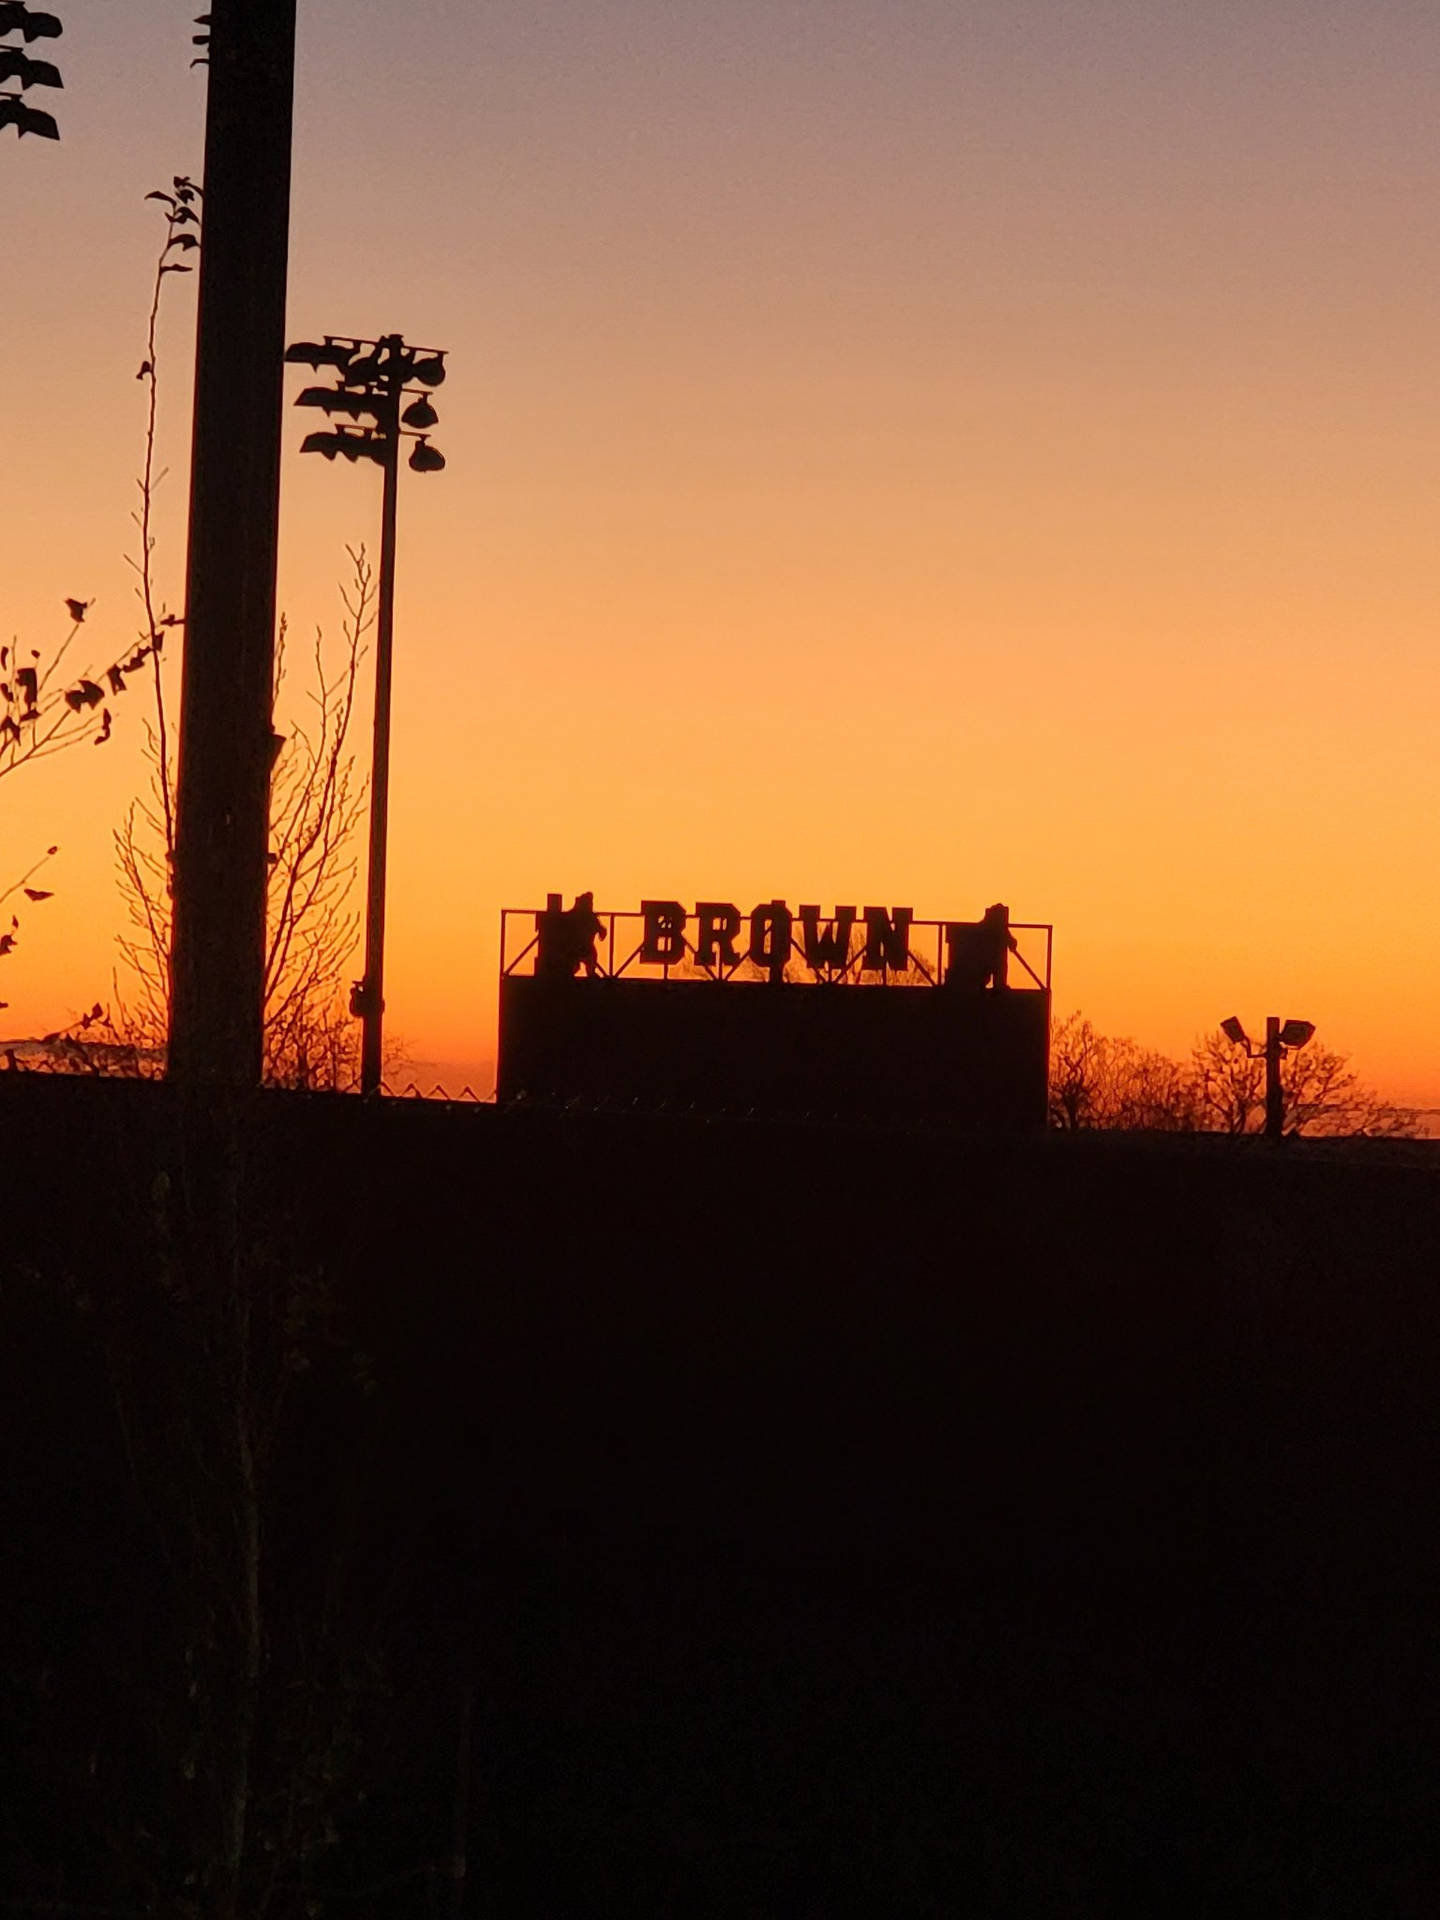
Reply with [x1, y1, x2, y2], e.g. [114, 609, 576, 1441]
[23, 888, 52, 902]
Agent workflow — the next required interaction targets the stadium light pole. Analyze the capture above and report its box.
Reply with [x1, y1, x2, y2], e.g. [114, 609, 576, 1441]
[168, 0, 297, 1090]
[284, 334, 448, 1093]
[1220, 1015, 1315, 1140]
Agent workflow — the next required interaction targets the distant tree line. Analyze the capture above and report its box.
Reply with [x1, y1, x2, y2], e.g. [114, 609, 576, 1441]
[1049, 1013, 1420, 1138]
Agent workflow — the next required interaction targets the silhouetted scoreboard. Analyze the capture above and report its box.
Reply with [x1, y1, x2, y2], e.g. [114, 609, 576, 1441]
[497, 895, 1053, 1131]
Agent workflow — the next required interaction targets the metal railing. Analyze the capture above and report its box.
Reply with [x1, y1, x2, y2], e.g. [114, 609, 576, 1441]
[501, 908, 1052, 992]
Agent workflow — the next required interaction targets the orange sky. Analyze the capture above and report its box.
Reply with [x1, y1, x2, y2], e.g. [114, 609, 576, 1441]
[6, 1, 1440, 1102]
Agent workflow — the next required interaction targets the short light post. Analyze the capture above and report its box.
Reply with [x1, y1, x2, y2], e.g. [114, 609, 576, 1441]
[284, 333, 448, 1093]
[1220, 1014, 1315, 1140]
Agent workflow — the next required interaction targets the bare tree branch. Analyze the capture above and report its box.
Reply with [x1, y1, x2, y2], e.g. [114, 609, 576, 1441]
[106, 552, 376, 1090]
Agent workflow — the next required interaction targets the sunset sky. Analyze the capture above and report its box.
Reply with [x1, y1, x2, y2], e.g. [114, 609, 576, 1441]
[6, 0, 1440, 1100]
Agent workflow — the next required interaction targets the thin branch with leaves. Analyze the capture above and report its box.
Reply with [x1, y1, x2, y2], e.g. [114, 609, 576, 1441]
[129, 173, 202, 859]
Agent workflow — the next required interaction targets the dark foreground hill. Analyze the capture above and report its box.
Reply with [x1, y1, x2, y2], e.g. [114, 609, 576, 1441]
[4, 1078, 1438, 1912]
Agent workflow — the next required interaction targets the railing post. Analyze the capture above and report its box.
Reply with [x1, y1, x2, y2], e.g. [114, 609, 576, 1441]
[1265, 1015, 1284, 1140]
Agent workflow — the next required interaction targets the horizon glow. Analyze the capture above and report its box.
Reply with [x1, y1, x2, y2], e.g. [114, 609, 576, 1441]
[5, 0, 1440, 1103]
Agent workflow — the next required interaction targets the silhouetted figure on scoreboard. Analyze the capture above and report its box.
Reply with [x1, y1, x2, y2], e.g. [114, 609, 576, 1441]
[535, 891, 605, 980]
[943, 902, 1017, 992]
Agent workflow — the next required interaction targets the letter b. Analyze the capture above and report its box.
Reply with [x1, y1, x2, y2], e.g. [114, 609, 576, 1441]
[640, 899, 687, 965]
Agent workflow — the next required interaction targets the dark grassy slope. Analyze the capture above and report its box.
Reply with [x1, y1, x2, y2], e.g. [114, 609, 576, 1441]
[4, 1078, 1438, 1911]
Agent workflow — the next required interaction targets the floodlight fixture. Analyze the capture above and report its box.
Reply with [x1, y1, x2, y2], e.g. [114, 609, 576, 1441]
[284, 339, 358, 373]
[0, 46, 61, 86]
[0, 90, 52, 133]
[295, 386, 384, 422]
[1221, 1011, 1318, 1139]
[286, 328, 450, 1094]
[1, 1, 62, 137]
[0, 5, 63, 43]
[401, 394, 439, 430]
[301, 427, 390, 464]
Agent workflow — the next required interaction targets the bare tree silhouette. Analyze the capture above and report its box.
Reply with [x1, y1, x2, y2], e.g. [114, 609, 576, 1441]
[109, 550, 374, 1087]
[0, 181, 197, 1013]
[0, 602, 172, 786]
[1048, 1014, 1200, 1132]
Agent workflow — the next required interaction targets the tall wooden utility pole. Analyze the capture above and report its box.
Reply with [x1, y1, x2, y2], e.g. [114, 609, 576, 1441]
[168, 0, 297, 1089]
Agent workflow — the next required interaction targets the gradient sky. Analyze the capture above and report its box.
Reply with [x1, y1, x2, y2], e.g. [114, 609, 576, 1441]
[6, 0, 1440, 1097]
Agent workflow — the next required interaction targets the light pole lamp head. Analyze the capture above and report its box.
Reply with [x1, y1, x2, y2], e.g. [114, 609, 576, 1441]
[0, 5, 64, 43]
[401, 394, 439, 430]
[295, 386, 385, 423]
[300, 428, 387, 466]
[285, 339, 357, 373]
[0, 12, 61, 139]
[1220, 1016, 1248, 1048]
[1278, 1019, 1315, 1049]
[408, 438, 446, 473]
[409, 354, 447, 388]
[0, 89, 57, 134]
[0, 44, 62, 85]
